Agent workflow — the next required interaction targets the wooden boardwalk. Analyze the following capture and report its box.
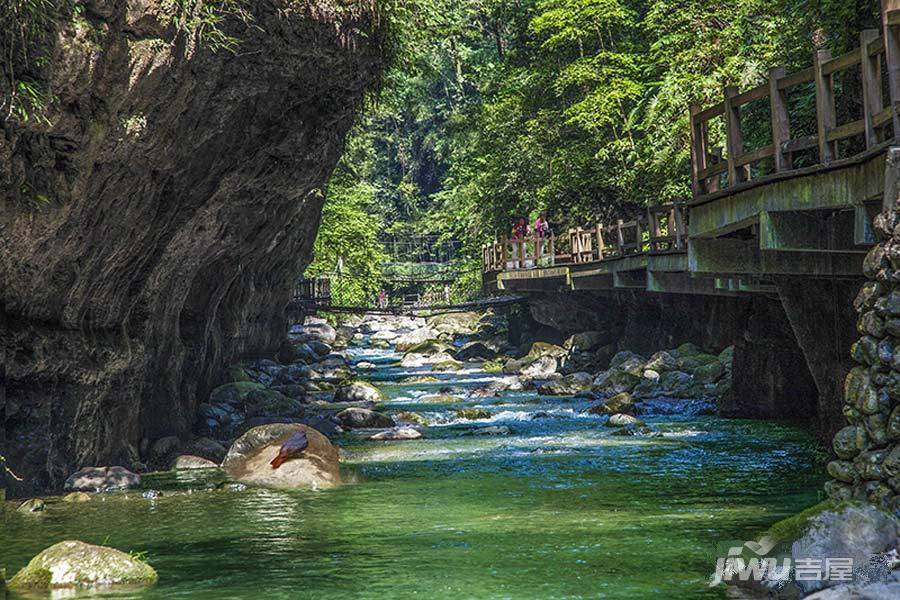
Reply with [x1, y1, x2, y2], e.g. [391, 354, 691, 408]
[482, 2, 900, 297]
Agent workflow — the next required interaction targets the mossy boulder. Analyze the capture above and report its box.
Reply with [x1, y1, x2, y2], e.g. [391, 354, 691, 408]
[605, 413, 645, 427]
[9, 541, 157, 590]
[17, 498, 45, 513]
[243, 390, 304, 418]
[673, 342, 701, 358]
[454, 341, 497, 361]
[692, 360, 725, 384]
[333, 381, 384, 403]
[432, 357, 464, 371]
[62, 492, 92, 503]
[592, 370, 640, 395]
[608, 351, 646, 375]
[677, 353, 719, 373]
[395, 411, 430, 426]
[456, 408, 492, 420]
[404, 339, 452, 356]
[482, 360, 503, 373]
[335, 408, 394, 429]
[643, 351, 678, 373]
[64, 467, 140, 492]
[564, 331, 605, 352]
[208, 381, 266, 406]
[401, 375, 440, 384]
[587, 392, 634, 415]
[227, 365, 252, 382]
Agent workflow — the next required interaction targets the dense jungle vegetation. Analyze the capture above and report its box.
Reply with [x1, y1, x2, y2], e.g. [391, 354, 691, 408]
[307, 0, 880, 304]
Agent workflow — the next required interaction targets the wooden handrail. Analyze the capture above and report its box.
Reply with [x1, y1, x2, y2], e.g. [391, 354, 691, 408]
[689, 5, 900, 202]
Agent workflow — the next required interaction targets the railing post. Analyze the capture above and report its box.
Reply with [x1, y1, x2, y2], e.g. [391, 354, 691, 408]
[616, 219, 625, 255]
[500, 235, 508, 270]
[814, 48, 836, 162]
[689, 105, 708, 199]
[636, 216, 645, 254]
[861, 29, 884, 148]
[518, 238, 525, 269]
[647, 208, 660, 253]
[768, 67, 792, 171]
[883, 0, 900, 138]
[674, 204, 685, 250]
[595, 223, 605, 260]
[724, 86, 748, 187]
[549, 234, 556, 266]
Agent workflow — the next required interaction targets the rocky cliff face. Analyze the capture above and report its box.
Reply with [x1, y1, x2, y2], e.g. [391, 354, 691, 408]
[1, 0, 383, 494]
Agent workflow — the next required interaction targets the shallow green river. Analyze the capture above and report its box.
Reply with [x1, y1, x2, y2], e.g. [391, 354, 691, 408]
[1, 346, 824, 599]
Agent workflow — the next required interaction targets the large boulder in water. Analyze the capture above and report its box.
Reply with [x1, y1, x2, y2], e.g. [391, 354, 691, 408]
[222, 423, 340, 490]
[395, 328, 437, 352]
[333, 381, 384, 403]
[336, 407, 394, 429]
[9, 540, 157, 591]
[64, 467, 140, 492]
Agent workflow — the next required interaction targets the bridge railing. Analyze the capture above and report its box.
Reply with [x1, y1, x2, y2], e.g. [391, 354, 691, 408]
[481, 203, 687, 273]
[691, 2, 900, 202]
[294, 276, 331, 308]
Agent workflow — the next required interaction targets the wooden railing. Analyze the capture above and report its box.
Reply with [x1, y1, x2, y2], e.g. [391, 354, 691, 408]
[481, 204, 687, 273]
[691, 2, 900, 201]
[294, 276, 331, 307]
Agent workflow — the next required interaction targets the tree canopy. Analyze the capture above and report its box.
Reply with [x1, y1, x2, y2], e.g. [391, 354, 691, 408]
[308, 0, 881, 303]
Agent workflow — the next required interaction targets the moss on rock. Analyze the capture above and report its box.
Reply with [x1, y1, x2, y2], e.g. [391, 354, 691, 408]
[9, 541, 157, 590]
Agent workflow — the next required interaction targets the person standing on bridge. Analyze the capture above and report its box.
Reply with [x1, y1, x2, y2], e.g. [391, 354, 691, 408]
[533, 211, 551, 266]
[510, 217, 529, 269]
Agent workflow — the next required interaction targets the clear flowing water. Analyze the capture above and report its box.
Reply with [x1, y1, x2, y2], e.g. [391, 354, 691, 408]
[1, 345, 825, 599]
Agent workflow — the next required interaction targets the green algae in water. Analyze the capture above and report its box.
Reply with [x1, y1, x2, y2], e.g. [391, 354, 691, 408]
[0, 348, 825, 599]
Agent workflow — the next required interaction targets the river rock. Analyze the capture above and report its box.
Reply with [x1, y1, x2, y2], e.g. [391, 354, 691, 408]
[427, 311, 481, 335]
[395, 412, 429, 426]
[454, 341, 497, 361]
[292, 343, 320, 365]
[336, 407, 394, 429]
[538, 372, 593, 395]
[17, 498, 45, 513]
[432, 355, 465, 371]
[563, 331, 604, 352]
[64, 467, 140, 492]
[222, 423, 340, 489]
[395, 328, 437, 352]
[519, 355, 558, 379]
[9, 541, 158, 591]
[456, 408, 492, 420]
[592, 370, 640, 395]
[244, 390, 304, 418]
[149, 436, 182, 466]
[368, 428, 422, 441]
[62, 492, 92, 503]
[608, 351, 647, 376]
[826, 460, 858, 483]
[587, 392, 634, 415]
[792, 503, 900, 595]
[333, 381, 384, 403]
[186, 438, 227, 463]
[643, 350, 678, 373]
[605, 413, 644, 427]
[171, 455, 219, 470]
[468, 425, 511, 436]
[296, 320, 337, 344]
[208, 381, 266, 406]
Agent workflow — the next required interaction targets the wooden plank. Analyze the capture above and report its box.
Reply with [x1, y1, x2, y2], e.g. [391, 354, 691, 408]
[690, 105, 707, 198]
[825, 118, 866, 142]
[868, 36, 886, 57]
[874, 105, 895, 127]
[731, 83, 770, 107]
[733, 144, 774, 167]
[782, 134, 818, 153]
[769, 67, 792, 171]
[822, 47, 861, 76]
[776, 66, 815, 90]
[861, 29, 884, 148]
[724, 86, 749, 186]
[695, 102, 725, 122]
[697, 161, 727, 181]
[814, 48, 836, 162]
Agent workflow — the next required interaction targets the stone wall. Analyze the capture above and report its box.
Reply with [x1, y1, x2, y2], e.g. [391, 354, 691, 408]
[826, 210, 900, 512]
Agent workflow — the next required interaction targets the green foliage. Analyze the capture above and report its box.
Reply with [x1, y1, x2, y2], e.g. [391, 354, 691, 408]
[317, 0, 879, 299]
[170, 0, 254, 54]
